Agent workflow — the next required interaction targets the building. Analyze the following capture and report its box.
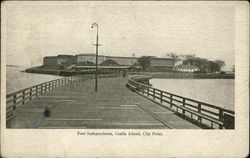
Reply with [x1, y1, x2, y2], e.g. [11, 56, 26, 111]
[43, 55, 77, 70]
[76, 54, 137, 66]
[105, 56, 138, 66]
[57, 55, 77, 67]
[147, 58, 175, 71]
[175, 65, 200, 72]
[76, 53, 106, 64]
[43, 53, 175, 71]
[43, 56, 57, 69]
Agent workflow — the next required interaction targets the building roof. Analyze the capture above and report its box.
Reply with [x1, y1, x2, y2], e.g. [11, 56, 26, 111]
[76, 53, 106, 57]
[74, 65, 134, 69]
[75, 53, 173, 60]
[57, 55, 75, 57]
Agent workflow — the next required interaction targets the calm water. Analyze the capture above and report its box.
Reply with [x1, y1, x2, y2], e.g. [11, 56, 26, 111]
[6, 66, 62, 94]
[150, 78, 234, 111]
[6, 67, 234, 111]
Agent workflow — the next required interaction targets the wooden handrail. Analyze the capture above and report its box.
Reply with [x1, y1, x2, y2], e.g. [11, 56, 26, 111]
[6, 76, 85, 121]
[6, 73, 128, 121]
[127, 76, 235, 129]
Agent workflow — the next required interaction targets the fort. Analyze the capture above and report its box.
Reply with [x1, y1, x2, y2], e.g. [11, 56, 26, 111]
[26, 53, 175, 75]
[25, 53, 234, 79]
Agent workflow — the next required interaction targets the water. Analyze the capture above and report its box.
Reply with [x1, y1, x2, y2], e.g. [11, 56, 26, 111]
[6, 67, 235, 111]
[6, 66, 62, 94]
[150, 78, 234, 111]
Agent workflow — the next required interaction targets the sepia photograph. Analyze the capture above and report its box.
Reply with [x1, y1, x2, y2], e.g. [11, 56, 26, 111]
[1, 1, 249, 158]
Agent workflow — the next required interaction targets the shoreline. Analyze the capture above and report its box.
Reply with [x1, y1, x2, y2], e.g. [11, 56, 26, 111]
[24, 67, 235, 79]
[141, 72, 235, 79]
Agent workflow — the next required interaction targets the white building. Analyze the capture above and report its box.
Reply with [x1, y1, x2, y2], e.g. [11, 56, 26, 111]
[175, 65, 200, 72]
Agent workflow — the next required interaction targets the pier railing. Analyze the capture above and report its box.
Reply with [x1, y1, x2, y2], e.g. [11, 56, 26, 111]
[6, 76, 85, 121]
[127, 76, 235, 129]
[6, 73, 126, 121]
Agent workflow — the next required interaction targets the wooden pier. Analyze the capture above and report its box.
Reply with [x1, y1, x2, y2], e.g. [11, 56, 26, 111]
[127, 76, 235, 129]
[6, 74, 234, 129]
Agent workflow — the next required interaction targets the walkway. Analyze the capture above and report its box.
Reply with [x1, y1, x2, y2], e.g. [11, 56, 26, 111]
[7, 77, 200, 129]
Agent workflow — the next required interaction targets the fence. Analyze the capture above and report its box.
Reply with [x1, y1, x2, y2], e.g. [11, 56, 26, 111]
[6, 73, 128, 122]
[127, 76, 235, 129]
[6, 76, 85, 121]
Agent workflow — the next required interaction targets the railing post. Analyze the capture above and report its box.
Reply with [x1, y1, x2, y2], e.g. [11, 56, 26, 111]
[160, 91, 163, 103]
[22, 91, 25, 104]
[170, 94, 173, 108]
[153, 89, 155, 99]
[211, 122, 214, 129]
[13, 94, 16, 109]
[198, 103, 201, 122]
[44, 83, 46, 92]
[41, 84, 43, 94]
[219, 109, 223, 129]
[29, 88, 32, 100]
[49, 82, 51, 90]
[36, 86, 38, 96]
[182, 98, 185, 115]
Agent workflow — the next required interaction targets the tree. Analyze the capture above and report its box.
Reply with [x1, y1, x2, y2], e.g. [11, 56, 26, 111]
[165, 52, 180, 62]
[137, 56, 151, 71]
[182, 56, 226, 73]
[214, 60, 225, 71]
[183, 57, 208, 72]
[207, 61, 220, 72]
[181, 54, 196, 60]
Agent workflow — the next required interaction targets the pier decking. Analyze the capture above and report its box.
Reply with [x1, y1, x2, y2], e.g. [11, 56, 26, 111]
[7, 77, 200, 129]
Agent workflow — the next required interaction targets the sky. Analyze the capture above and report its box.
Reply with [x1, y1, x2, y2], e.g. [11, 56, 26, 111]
[2, 1, 235, 70]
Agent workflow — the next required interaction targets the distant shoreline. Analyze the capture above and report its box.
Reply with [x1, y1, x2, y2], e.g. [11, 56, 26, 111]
[141, 72, 235, 79]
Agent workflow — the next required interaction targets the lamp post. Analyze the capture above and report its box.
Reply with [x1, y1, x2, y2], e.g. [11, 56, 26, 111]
[91, 23, 101, 92]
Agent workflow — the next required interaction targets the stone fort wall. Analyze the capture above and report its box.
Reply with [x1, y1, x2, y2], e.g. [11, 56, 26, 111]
[43, 54, 175, 71]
